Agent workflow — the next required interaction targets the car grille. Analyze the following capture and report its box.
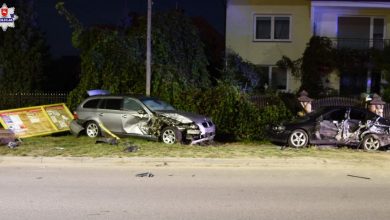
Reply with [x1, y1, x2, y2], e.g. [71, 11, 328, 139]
[202, 120, 213, 128]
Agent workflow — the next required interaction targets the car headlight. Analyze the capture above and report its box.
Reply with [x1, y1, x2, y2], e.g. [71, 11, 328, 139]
[189, 123, 198, 129]
[272, 125, 285, 132]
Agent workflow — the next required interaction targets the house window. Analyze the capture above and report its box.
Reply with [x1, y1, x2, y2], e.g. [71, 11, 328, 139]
[260, 66, 287, 90]
[337, 16, 385, 49]
[254, 15, 291, 41]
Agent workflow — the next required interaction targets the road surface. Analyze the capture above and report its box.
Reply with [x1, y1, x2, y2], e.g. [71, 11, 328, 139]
[0, 162, 389, 220]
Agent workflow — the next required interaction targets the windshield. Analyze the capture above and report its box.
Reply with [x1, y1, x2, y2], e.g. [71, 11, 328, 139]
[140, 98, 176, 111]
[293, 107, 327, 121]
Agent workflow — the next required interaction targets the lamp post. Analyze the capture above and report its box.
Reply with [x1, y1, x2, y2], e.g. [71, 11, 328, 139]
[146, 0, 152, 96]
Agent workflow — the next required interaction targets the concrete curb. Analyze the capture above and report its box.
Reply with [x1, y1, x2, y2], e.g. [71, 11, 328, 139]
[0, 156, 389, 169]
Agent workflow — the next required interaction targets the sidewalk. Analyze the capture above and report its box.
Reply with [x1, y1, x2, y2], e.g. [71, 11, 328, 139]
[1, 156, 389, 169]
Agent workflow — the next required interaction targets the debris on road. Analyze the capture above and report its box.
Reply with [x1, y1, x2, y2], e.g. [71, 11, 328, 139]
[7, 140, 21, 149]
[123, 142, 139, 152]
[136, 172, 154, 178]
[0, 129, 22, 149]
[95, 137, 118, 145]
[347, 174, 371, 180]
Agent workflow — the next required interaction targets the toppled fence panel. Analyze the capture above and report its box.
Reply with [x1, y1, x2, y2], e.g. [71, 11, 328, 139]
[0, 103, 73, 138]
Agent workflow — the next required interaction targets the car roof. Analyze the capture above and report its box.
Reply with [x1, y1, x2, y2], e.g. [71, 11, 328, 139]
[85, 94, 146, 99]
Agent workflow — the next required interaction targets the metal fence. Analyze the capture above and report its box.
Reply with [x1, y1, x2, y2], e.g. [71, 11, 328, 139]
[0, 92, 68, 110]
[312, 97, 363, 110]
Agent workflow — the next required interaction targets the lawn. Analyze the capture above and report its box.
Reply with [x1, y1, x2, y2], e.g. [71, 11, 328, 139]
[0, 134, 389, 162]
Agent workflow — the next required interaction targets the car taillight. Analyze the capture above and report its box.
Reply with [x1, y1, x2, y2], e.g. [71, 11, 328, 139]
[73, 111, 78, 120]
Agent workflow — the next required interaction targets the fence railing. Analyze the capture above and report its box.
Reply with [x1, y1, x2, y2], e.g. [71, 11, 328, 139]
[329, 38, 390, 50]
[0, 92, 68, 110]
[312, 97, 363, 110]
[250, 94, 390, 119]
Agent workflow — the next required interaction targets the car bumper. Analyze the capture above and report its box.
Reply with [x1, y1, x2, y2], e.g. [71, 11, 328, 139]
[190, 133, 215, 145]
[268, 130, 291, 145]
[69, 120, 85, 136]
[185, 124, 216, 144]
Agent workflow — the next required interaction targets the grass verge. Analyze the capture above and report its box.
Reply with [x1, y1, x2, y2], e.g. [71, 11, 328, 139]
[0, 134, 389, 161]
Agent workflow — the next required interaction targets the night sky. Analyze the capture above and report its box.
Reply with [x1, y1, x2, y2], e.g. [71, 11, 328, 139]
[33, 0, 226, 58]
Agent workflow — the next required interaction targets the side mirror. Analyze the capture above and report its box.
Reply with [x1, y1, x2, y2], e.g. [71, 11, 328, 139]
[137, 109, 146, 115]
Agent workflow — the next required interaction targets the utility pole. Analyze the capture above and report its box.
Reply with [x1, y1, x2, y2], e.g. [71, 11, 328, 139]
[146, 0, 152, 96]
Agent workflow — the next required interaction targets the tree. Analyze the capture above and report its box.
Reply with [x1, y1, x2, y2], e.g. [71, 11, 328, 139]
[0, 0, 49, 92]
[222, 50, 267, 93]
[57, 3, 210, 109]
[300, 36, 336, 97]
[276, 36, 336, 97]
[127, 10, 210, 102]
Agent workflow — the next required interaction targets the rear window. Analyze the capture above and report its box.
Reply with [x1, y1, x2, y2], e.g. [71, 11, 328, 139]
[82, 99, 100, 109]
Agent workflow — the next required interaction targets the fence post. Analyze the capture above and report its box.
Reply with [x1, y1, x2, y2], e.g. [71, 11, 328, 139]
[368, 93, 385, 117]
[297, 90, 313, 113]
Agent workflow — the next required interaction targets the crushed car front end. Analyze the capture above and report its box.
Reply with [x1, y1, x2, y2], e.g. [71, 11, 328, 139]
[183, 119, 216, 144]
[154, 111, 216, 144]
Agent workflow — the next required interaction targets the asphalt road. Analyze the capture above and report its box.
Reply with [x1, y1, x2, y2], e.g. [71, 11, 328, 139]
[0, 164, 389, 220]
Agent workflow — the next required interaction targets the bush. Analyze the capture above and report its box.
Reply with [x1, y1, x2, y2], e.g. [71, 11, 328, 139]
[169, 83, 292, 141]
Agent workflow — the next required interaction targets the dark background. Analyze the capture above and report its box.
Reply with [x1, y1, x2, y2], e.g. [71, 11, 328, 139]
[34, 0, 226, 58]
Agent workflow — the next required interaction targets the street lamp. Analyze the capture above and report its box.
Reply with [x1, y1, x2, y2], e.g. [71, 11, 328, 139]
[146, 0, 152, 96]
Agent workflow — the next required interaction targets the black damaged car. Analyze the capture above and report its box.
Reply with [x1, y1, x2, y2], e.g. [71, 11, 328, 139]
[269, 106, 390, 151]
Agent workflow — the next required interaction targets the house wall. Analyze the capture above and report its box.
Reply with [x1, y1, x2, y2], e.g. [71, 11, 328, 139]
[313, 7, 390, 38]
[226, 0, 312, 93]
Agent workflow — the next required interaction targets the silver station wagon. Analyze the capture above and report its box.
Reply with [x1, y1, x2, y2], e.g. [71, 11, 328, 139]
[71, 95, 216, 144]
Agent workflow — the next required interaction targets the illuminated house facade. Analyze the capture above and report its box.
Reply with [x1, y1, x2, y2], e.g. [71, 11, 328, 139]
[226, 0, 390, 95]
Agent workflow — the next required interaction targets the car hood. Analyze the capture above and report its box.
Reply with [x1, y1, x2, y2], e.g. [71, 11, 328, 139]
[377, 117, 390, 126]
[155, 110, 210, 124]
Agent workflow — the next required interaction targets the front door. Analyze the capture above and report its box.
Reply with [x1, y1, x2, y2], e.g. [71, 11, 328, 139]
[315, 108, 346, 142]
[121, 98, 151, 135]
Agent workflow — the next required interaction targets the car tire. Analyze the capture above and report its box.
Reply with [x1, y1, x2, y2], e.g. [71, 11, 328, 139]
[362, 134, 380, 151]
[85, 121, 101, 138]
[161, 127, 182, 144]
[288, 129, 308, 148]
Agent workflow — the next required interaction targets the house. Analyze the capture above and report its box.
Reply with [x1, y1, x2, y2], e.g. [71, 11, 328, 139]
[226, 0, 390, 96]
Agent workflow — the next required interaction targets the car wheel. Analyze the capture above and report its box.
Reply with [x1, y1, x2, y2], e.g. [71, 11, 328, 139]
[85, 121, 100, 138]
[161, 127, 182, 144]
[288, 129, 308, 148]
[362, 134, 380, 151]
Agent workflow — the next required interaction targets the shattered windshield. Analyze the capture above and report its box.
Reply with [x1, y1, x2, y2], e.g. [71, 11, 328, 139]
[141, 98, 176, 111]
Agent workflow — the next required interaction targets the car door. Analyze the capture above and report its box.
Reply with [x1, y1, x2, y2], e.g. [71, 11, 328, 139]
[316, 108, 346, 141]
[121, 97, 151, 135]
[97, 98, 124, 133]
[347, 108, 367, 133]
